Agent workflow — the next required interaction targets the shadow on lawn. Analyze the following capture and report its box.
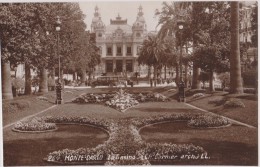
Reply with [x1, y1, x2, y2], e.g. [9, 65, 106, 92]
[3, 124, 109, 166]
[150, 139, 258, 166]
[140, 121, 257, 165]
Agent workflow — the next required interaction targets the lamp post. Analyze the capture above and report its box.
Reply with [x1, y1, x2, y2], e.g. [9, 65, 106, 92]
[55, 16, 63, 104]
[177, 20, 186, 102]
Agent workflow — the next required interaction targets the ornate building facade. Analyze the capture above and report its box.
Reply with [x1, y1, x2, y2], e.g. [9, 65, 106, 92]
[91, 6, 148, 77]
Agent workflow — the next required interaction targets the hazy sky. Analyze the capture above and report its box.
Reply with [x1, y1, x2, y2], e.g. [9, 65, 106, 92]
[79, 1, 163, 32]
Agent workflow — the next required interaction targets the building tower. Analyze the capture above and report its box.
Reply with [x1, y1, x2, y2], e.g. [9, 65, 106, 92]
[132, 5, 147, 38]
[91, 6, 105, 37]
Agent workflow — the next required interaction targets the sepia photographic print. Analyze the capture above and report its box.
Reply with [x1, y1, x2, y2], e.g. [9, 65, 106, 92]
[1, 0, 258, 166]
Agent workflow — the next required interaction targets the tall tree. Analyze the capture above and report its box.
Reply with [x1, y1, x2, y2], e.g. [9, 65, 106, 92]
[192, 2, 231, 92]
[138, 35, 167, 87]
[229, 1, 243, 94]
[251, 3, 258, 47]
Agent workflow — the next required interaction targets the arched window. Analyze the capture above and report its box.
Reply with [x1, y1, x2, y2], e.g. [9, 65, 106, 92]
[136, 32, 141, 37]
[98, 33, 102, 37]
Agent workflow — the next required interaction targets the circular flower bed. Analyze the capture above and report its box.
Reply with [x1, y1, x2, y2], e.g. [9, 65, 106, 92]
[13, 117, 57, 132]
[187, 115, 231, 128]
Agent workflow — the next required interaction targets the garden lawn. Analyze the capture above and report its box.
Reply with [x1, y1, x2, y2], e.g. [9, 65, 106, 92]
[3, 87, 175, 127]
[35, 100, 202, 120]
[3, 87, 258, 166]
[2, 88, 85, 126]
[4, 124, 108, 166]
[187, 92, 258, 127]
[140, 121, 257, 165]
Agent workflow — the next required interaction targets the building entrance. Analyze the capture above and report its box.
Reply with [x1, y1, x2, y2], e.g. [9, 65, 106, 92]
[106, 60, 113, 73]
[116, 60, 123, 72]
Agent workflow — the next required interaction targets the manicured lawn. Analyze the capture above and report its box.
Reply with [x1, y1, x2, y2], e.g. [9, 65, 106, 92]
[2, 87, 258, 166]
[2, 88, 84, 126]
[140, 121, 257, 165]
[187, 92, 258, 127]
[4, 124, 109, 166]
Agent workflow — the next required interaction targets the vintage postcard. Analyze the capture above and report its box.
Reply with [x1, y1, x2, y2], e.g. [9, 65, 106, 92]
[1, 0, 258, 166]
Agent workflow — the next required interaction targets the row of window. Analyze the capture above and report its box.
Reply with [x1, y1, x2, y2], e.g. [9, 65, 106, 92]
[106, 60, 133, 72]
[98, 32, 141, 38]
[106, 46, 132, 56]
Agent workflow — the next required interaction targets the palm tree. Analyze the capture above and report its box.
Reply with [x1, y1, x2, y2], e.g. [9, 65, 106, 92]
[138, 35, 167, 87]
[229, 2, 243, 94]
[156, 2, 197, 88]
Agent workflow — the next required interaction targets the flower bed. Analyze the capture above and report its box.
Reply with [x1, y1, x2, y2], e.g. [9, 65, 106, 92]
[192, 93, 205, 98]
[223, 98, 245, 108]
[36, 96, 48, 101]
[42, 114, 211, 165]
[105, 89, 139, 112]
[143, 143, 206, 161]
[72, 89, 170, 112]
[72, 93, 115, 104]
[187, 115, 231, 128]
[13, 117, 57, 132]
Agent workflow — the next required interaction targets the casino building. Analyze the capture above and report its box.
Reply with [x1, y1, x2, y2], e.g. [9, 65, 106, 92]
[91, 5, 148, 77]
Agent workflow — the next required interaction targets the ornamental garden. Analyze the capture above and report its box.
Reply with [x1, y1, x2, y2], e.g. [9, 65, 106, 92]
[3, 87, 257, 166]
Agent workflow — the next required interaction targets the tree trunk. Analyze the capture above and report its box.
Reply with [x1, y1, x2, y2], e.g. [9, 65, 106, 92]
[50, 67, 55, 80]
[148, 65, 151, 81]
[73, 71, 76, 81]
[2, 61, 13, 99]
[164, 65, 167, 80]
[24, 62, 32, 95]
[81, 69, 86, 86]
[209, 70, 215, 92]
[230, 2, 243, 94]
[184, 64, 188, 87]
[175, 65, 180, 87]
[88, 71, 92, 82]
[153, 65, 158, 87]
[39, 68, 48, 93]
[191, 63, 201, 89]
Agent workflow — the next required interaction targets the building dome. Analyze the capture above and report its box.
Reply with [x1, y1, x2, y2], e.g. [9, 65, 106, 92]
[132, 5, 146, 30]
[91, 6, 105, 32]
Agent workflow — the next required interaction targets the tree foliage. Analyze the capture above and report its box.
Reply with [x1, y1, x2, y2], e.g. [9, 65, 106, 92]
[0, 3, 100, 75]
[251, 3, 258, 47]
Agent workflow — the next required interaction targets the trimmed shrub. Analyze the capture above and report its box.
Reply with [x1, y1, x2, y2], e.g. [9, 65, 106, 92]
[188, 115, 230, 128]
[14, 117, 56, 132]
[3, 103, 18, 113]
[224, 98, 245, 108]
[185, 89, 206, 97]
[36, 96, 48, 101]
[9, 100, 31, 110]
[192, 93, 205, 98]
[243, 88, 257, 94]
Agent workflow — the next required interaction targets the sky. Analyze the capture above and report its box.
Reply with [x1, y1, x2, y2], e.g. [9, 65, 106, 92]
[79, 1, 163, 32]
[78, 1, 256, 32]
